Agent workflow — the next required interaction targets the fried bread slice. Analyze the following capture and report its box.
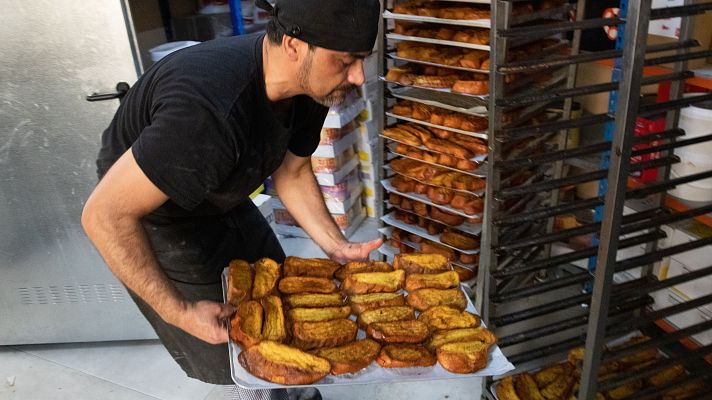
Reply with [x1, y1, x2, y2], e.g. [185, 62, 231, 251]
[357, 306, 416, 329]
[229, 300, 263, 348]
[393, 253, 450, 274]
[533, 362, 574, 388]
[646, 364, 684, 386]
[514, 373, 545, 400]
[376, 344, 436, 368]
[283, 293, 344, 308]
[261, 295, 287, 343]
[283, 256, 341, 279]
[227, 259, 252, 306]
[495, 376, 522, 400]
[405, 271, 460, 291]
[436, 340, 490, 374]
[252, 258, 281, 299]
[348, 293, 406, 314]
[341, 270, 406, 295]
[278, 276, 337, 294]
[541, 373, 576, 400]
[314, 338, 381, 375]
[287, 305, 352, 322]
[238, 340, 331, 385]
[407, 288, 467, 311]
[418, 305, 480, 332]
[367, 320, 429, 344]
[291, 318, 357, 350]
[425, 327, 495, 351]
[336, 261, 393, 281]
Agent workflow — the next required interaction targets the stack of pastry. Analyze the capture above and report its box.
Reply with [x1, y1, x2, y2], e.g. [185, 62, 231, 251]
[394, 22, 490, 46]
[385, 63, 489, 95]
[393, 1, 490, 20]
[391, 100, 488, 133]
[396, 42, 489, 70]
[389, 158, 485, 192]
[495, 335, 705, 400]
[227, 254, 496, 385]
[384, 122, 487, 159]
[390, 174, 483, 216]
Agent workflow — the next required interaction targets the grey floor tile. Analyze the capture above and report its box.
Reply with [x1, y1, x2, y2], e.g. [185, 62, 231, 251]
[0, 347, 159, 400]
[319, 378, 482, 400]
[7, 341, 215, 400]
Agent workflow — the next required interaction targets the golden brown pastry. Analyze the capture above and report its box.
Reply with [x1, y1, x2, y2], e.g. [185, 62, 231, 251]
[424, 137, 475, 159]
[314, 339, 381, 375]
[418, 305, 480, 332]
[283, 256, 341, 279]
[436, 340, 490, 374]
[227, 259, 253, 306]
[407, 288, 467, 311]
[291, 318, 357, 350]
[278, 276, 338, 294]
[336, 260, 393, 281]
[261, 295, 288, 343]
[341, 270, 406, 295]
[357, 305, 416, 329]
[349, 292, 407, 314]
[367, 320, 430, 344]
[514, 373, 546, 400]
[252, 258, 281, 299]
[496, 376, 522, 400]
[393, 252, 450, 274]
[238, 340, 331, 385]
[440, 231, 479, 250]
[452, 80, 489, 95]
[376, 344, 436, 368]
[405, 271, 460, 291]
[283, 293, 344, 308]
[425, 326, 495, 351]
[287, 305, 351, 322]
[230, 300, 263, 348]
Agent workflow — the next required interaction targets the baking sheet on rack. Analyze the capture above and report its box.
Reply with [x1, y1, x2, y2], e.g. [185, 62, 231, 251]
[383, 11, 490, 28]
[387, 33, 490, 51]
[388, 53, 489, 74]
[487, 331, 656, 400]
[383, 164, 485, 197]
[382, 77, 489, 101]
[385, 111, 488, 139]
[391, 86, 488, 116]
[382, 212, 480, 254]
[223, 270, 514, 390]
[384, 200, 482, 235]
[381, 134, 488, 163]
[382, 179, 481, 219]
[386, 143, 487, 178]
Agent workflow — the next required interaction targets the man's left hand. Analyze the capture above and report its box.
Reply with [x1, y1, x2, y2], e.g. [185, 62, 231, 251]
[328, 238, 383, 264]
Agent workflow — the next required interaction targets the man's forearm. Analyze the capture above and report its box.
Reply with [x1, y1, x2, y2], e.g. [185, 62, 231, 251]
[273, 166, 347, 255]
[83, 211, 185, 325]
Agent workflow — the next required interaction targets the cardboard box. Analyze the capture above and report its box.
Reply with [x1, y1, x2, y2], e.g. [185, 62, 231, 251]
[273, 199, 366, 239]
[323, 96, 366, 128]
[314, 156, 360, 186]
[311, 146, 357, 174]
[313, 129, 358, 158]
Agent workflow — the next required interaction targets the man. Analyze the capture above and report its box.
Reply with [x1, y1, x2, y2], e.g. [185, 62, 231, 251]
[81, 0, 381, 397]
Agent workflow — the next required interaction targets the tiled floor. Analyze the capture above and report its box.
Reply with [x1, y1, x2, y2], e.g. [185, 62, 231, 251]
[0, 221, 482, 400]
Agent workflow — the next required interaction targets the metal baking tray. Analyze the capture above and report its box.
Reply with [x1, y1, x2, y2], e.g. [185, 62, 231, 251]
[382, 178, 481, 219]
[384, 200, 482, 235]
[390, 86, 488, 116]
[382, 212, 480, 254]
[386, 33, 490, 51]
[382, 76, 490, 101]
[387, 52, 489, 74]
[383, 165, 485, 197]
[378, 229, 479, 271]
[380, 134, 488, 163]
[223, 270, 514, 389]
[383, 10, 491, 29]
[386, 143, 487, 178]
[385, 111, 488, 139]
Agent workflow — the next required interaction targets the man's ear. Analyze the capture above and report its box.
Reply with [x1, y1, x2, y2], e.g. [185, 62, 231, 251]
[282, 36, 303, 61]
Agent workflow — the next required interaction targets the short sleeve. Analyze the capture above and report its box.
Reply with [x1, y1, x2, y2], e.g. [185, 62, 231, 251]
[132, 94, 237, 211]
[287, 98, 328, 157]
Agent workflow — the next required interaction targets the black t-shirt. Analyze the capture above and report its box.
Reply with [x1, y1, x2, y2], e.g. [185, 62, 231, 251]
[97, 33, 328, 219]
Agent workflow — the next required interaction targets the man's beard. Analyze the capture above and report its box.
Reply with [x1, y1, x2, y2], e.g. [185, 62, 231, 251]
[298, 52, 356, 107]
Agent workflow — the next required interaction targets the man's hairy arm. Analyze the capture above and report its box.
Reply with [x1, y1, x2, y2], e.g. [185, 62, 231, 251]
[272, 150, 381, 262]
[81, 149, 232, 344]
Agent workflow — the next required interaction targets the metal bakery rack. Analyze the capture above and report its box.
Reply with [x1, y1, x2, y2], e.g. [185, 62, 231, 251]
[467, 0, 712, 399]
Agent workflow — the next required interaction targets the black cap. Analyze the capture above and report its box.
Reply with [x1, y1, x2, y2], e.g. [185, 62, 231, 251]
[256, 0, 380, 53]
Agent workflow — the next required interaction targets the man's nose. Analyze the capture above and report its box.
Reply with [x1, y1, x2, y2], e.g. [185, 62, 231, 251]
[347, 59, 365, 86]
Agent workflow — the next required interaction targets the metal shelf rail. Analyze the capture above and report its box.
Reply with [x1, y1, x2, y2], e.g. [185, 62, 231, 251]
[477, 0, 712, 399]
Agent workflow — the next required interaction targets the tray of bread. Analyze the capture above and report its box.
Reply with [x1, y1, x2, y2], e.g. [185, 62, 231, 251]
[382, 123, 487, 161]
[384, 10, 491, 28]
[379, 225, 479, 266]
[386, 193, 482, 234]
[390, 42, 489, 72]
[224, 254, 514, 389]
[387, 32, 490, 51]
[382, 211, 480, 254]
[383, 177, 483, 218]
[383, 64, 489, 98]
[385, 158, 486, 193]
[387, 142, 487, 177]
[391, 86, 488, 116]
[388, 100, 488, 138]
[490, 333, 706, 400]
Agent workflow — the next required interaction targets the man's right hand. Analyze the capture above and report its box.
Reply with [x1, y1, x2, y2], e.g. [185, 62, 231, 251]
[170, 300, 234, 345]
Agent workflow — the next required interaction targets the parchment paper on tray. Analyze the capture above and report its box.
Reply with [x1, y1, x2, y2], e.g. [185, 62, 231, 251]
[222, 269, 514, 389]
